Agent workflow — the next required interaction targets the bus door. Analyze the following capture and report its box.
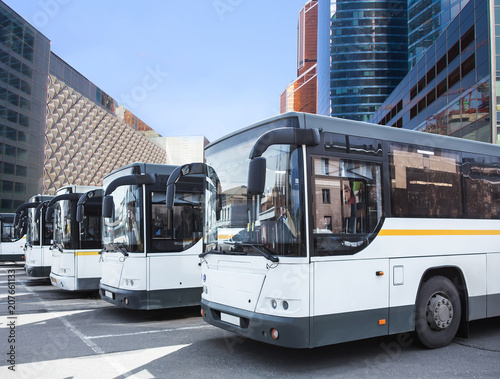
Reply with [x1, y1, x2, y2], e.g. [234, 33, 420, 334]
[148, 189, 203, 293]
[310, 155, 388, 346]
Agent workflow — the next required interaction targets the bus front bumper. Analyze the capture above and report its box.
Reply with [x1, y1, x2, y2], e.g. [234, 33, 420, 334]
[50, 273, 100, 291]
[201, 299, 310, 348]
[0, 254, 25, 262]
[100, 283, 202, 310]
[25, 265, 51, 277]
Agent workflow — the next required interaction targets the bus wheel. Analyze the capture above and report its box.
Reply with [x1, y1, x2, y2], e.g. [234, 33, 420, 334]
[414, 275, 461, 349]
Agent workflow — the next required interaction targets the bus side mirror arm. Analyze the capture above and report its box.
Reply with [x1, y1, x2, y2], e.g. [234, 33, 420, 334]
[166, 163, 206, 210]
[247, 127, 320, 195]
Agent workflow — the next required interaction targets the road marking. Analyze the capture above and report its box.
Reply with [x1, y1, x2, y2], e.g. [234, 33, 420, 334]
[0, 310, 92, 328]
[87, 324, 213, 340]
[1, 344, 190, 378]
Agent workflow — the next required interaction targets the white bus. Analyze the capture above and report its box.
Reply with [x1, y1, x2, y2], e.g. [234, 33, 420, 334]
[0, 213, 25, 262]
[15, 195, 54, 277]
[100, 163, 203, 310]
[175, 112, 500, 349]
[47, 185, 102, 291]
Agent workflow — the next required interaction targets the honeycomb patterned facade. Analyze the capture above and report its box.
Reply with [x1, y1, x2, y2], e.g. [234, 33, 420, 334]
[44, 75, 166, 195]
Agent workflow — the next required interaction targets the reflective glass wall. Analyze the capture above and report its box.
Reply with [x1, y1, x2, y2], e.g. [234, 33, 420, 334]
[329, 0, 408, 122]
[0, 3, 50, 212]
[409, 0, 470, 69]
[371, 0, 492, 143]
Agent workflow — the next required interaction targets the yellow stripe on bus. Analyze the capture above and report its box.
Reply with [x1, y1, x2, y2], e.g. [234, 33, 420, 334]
[75, 251, 100, 256]
[379, 229, 500, 236]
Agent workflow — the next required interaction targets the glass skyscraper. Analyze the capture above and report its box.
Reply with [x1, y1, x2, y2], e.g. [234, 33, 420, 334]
[0, 2, 50, 212]
[326, 0, 409, 122]
[408, 0, 469, 69]
[371, 0, 492, 143]
[0, 1, 171, 211]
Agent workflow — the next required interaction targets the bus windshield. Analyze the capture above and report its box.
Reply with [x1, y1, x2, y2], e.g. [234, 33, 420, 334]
[26, 208, 40, 246]
[205, 121, 305, 257]
[1, 214, 19, 242]
[102, 185, 143, 253]
[53, 200, 72, 249]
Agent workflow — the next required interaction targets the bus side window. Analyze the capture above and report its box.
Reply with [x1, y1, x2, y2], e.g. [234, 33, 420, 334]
[312, 156, 382, 256]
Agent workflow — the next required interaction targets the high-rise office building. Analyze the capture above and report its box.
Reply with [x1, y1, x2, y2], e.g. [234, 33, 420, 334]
[0, 2, 50, 211]
[370, 0, 493, 144]
[317, 0, 408, 121]
[408, 0, 468, 69]
[0, 1, 171, 210]
[280, 0, 318, 114]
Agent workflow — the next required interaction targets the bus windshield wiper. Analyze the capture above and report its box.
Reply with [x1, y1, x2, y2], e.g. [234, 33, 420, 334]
[199, 249, 247, 259]
[232, 243, 279, 263]
[107, 243, 129, 257]
[50, 242, 63, 252]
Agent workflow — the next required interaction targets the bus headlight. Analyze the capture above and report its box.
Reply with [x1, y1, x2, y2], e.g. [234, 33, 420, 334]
[271, 299, 277, 309]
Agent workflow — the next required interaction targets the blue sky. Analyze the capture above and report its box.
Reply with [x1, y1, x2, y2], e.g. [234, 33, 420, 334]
[4, 0, 308, 142]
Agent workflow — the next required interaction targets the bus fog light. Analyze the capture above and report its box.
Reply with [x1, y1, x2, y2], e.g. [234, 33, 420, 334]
[271, 299, 277, 309]
[282, 301, 289, 310]
[124, 298, 129, 305]
[271, 328, 279, 340]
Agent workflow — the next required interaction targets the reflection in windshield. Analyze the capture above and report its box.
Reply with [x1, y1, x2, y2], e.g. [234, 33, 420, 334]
[205, 125, 305, 257]
[54, 200, 71, 249]
[151, 190, 202, 252]
[103, 185, 143, 253]
[27, 208, 39, 246]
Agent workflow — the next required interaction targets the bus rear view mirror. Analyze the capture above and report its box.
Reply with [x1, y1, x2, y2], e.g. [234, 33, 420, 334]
[102, 196, 114, 218]
[247, 157, 266, 196]
[45, 206, 54, 223]
[76, 204, 84, 223]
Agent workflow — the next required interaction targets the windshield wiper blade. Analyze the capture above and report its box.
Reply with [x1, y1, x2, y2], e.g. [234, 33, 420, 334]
[233, 243, 279, 263]
[109, 243, 129, 257]
[50, 243, 63, 253]
[199, 249, 247, 259]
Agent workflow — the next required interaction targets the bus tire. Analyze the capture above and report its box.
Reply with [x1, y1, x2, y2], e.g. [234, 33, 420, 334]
[414, 275, 461, 349]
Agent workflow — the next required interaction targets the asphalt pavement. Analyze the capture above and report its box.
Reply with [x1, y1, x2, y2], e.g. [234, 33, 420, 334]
[1, 262, 499, 378]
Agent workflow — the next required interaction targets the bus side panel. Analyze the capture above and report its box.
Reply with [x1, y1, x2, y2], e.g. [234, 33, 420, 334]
[389, 254, 488, 326]
[487, 252, 500, 317]
[311, 259, 390, 347]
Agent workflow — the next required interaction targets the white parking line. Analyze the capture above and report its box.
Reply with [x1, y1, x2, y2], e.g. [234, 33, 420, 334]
[87, 324, 213, 340]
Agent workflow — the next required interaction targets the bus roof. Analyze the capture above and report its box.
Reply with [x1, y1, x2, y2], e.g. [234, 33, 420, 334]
[206, 112, 500, 157]
[104, 163, 178, 180]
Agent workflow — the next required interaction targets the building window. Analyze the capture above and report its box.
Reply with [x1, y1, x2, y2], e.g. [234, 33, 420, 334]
[437, 78, 448, 97]
[426, 66, 436, 83]
[321, 158, 329, 175]
[448, 66, 460, 89]
[437, 55, 447, 75]
[324, 216, 332, 231]
[461, 53, 475, 78]
[461, 26, 474, 52]
[427, 88, 436, 106]
[410, 104, 418, 119]
[322, 189, 331, 204]
[418, 76, 426, 93]
[410, 85, 417, 100]
[447, 41, 460, 64]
